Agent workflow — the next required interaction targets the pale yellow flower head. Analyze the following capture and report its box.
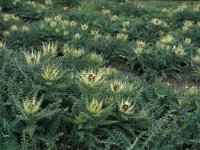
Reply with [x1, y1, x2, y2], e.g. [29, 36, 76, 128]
[81, 24, 89, 31]
[23, 97, 42, 115]
[111, 15, 118, 21]
[50, 21, 57, 28]
[102, 9, 110, 16]
[42, 42, 57, 56]
[174, 45, 186, 57]
[22, 26, 29, 32]
[24, 50, 41, 65]
[74, 33, 81, 40]
[184, 38, 191, 45]
[151, 18, 162, 25]
[42, 65, 63, 85]
[188, 86, 198, 96]
[79, 70, 104, 87]
[89, 53, 104, 65]
[119, 100, 134, 114]
[161, 35, 174, 44]
[110, 80, 124, 93]
[3, 31, 10, 37]
[192, 55, 200, 64]
[123, 21, 130, 28]
[87, 98, 103, 116]
[116, 33, 128, 41]
[63, 44, 85, 57]
[184, 20, 193, 28]
[0, 41, 6, 48]
[11, 25, 18, 32]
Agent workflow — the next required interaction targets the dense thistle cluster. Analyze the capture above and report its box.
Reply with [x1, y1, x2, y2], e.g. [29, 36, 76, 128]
[0, 0, 200, 149]
[1, 0, 199, 78]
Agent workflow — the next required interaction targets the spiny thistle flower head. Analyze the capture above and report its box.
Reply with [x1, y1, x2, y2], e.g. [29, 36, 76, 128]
[3, 31, 10, 37]
[136, 40, 146, 48]
[151, 18, 162, 25]
[69, 20, 77, 26]
[62, 20, 69, 26]
[0, 41, 6, 48]
[119, 100, 134, 114]
[161, 35, 174, 44]
[63, 44, 85, 57]
[188, 86, 198, 96]
[24, 50, 41, 65]
[74, 33, 81, 40]
[21, 26, 29, 32]
[10, 25, 18, 32]
[184, 20, 193, 28]
[182, 26, 189, 32]
[81, 24, 89, 31]
[122, 21, 130, 28]
[87, 99, 103, 116]
[45, 17, 52, 23]
[184, 38, 191, 45]
[192, 55, 200, 63]
[174, 45, 186, 57]
[110, 80, 124, 93]
[89, 53, 104, 64]
[42, 65, 63, 85]
[42, 42, 57, 56]
[116, 33, 128, 41]
[54, 15, 62, 21]
[91, 29, 99, 36]
[50, 21, 57, 28]
[198, 22, 200, 27]
[23, 97, 42, 115]
[63, 31, 69, 36]
[134, 47, 143, 56]
[74, 114, 86, 125]
[102, 9, 110, 16]
[111, 15, 118, 21]
[79, 70, 104, 87]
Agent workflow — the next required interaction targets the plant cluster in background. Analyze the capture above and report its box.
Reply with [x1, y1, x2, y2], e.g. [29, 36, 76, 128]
[0, 0, 200, 149]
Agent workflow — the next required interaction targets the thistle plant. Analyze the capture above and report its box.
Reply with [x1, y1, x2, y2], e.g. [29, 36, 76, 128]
[116, 33, 128, 41]
[88, 53, 104, 65]
[24, 50, 41, 65]
[161, 35, 174, 44]
[119, 100, 134, 114]
[87, 98, 103, 116]
[41, 65, 63, 85]
[42, 42, 57, 56]
[81, 24, 89, 31]
[188, 86, 198, 96]
[110, 80, 124, 93]
[23, 97, 42, 115]
[74, 114, 86, 125]
[79, 70, 104, 87]
[151, 18, 162, 26]
[63, 44, 85, 58]
[1, 0, 200, 149]
[174, 45, 186, 57]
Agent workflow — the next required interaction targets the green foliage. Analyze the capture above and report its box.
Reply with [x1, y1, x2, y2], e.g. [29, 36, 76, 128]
[1, 0, 200, 149]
